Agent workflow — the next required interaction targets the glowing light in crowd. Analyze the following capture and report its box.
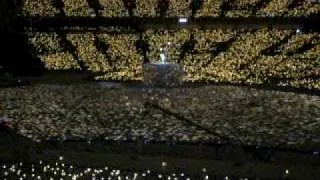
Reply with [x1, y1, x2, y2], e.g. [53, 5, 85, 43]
[179, 18, 188, 23]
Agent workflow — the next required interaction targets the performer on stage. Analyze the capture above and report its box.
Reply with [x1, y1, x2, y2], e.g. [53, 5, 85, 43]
[160, 47, 166, 64]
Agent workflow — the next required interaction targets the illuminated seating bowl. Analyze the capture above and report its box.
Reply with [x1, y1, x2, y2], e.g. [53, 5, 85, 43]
[142, 62, 184, 87]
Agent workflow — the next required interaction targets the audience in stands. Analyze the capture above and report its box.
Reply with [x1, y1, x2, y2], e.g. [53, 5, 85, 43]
[22, 0, 320, 17]
[27, 28, 320, 89]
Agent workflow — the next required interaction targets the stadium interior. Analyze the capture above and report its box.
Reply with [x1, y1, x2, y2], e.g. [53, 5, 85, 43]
[0, 0, 320, 179]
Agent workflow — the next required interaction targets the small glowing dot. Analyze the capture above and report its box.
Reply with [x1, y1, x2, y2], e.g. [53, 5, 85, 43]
[285, 169, 289, 174]
[158, 174, 163, 178]
[161, 162, 167, 167]
[202, 168, 206, 172]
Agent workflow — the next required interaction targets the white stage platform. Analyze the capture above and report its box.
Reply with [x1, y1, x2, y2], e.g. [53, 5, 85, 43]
[142, 63, 184, 87]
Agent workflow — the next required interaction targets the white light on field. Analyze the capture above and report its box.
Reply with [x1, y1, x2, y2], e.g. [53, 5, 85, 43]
[296, 29, 301, 33]
[285, 169, 289, 174]
[179, 18, 188, 23]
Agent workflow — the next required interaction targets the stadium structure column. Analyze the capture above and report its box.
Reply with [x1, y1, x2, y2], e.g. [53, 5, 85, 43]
[157, 0, 169, 17]
[123, 0, 137, 17]
[190, 0, 203, 18]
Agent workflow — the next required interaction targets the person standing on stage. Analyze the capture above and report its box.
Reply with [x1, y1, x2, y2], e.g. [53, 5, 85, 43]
[160, 46, 167, 64]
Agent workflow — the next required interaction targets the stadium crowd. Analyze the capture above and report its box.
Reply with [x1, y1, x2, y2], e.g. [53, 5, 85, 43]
[0, 157, 251, 180]
[27, 28, 320, 89]
[5, 1, 320, 178]
[22, 0, 320, 17]
[1, 84, 320, 149]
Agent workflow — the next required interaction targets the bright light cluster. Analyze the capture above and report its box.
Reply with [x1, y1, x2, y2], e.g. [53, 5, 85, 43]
[0, 156, 292, 180]
[0, 157, 198, 180]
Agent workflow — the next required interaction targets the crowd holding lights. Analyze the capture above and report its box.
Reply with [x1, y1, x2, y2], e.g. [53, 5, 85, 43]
[3, 3, 320, 179]
[0, 157, 293, 179]
[27, 28, 320, 89]
[1, 84, 320, 148]
[22, 0, 320, 17]
[0, 157, 208, 180]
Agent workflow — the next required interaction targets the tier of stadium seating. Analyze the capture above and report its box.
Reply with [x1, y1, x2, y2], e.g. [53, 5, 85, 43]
[22, 0, 320, 17]
[27, 28, 320, 89]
